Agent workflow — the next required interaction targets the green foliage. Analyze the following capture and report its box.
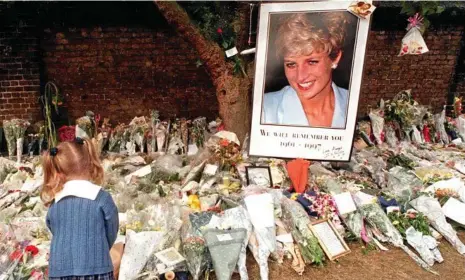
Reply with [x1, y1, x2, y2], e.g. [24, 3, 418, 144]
[182, 2, 238, 44]
[400, 1, 449, 33]
[182, 2, 247, 77]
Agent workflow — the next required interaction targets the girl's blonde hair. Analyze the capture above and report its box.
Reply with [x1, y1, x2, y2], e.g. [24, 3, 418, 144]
[275, 12, 350, 61]
[41, 138, 104, 206]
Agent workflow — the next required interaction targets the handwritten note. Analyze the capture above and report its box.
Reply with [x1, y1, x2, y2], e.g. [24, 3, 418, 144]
[313, 222, 346, 257]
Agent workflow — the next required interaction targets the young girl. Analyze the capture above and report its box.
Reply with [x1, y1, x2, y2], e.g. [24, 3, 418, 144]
[41, 138, 119, 280]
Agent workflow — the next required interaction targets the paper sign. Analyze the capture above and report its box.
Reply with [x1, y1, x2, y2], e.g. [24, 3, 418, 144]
[124, 165, 152, 184]
[347, 1, 376, 19]
[204, 164, 219, 176]
[217, 233, 233, 242]
[276, 233, 293, 243]
[333, 192, 357, 215]
[442, 197, 465, 225]
[187, 144, 199, 156]
[386, 206, 400, 213]
[155, 247, 185, 267]
[225, 47, 238, 58]
[244, 193, 274, 228]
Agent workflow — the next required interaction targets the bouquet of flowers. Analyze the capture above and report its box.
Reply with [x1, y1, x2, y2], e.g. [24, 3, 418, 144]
[384, 90, 424, 138]
[3, 119, 30, 162]
[129, 116, 149, 153]
[209, 138, 242, 172]
[109, 123, 126, 152]
[150, 110, 159, 153]
[434, 110, 449, 144]
[388, 209, 431, 237]
[75, 116, 93, 139]
[181, 220, 209, 280]
[445, 116, 460, 141]
[368, 107, 385, 145]
[410, 195, 465, 255]
[155, 121, 168, 153]
[359, 201, 437, 274]
[281, 197, 325, 265]
[300, 190, 338, 220]
[414, 167, 453, 185]
[190, 117, 207, 149]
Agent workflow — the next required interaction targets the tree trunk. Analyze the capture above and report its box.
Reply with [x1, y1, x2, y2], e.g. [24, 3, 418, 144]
[154, 1, 251, 141]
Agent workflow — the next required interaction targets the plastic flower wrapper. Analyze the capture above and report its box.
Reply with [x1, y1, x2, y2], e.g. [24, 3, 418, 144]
[10, 217, 51, 242]
[3, 120, 17, 158]
[398, 13, 428, 56]
[410, 195, 465, 255]
[280, 197, 324, 265]
[353, 149, 387, 188]
[0, 224, 19, 276]
[358, 201, 438, 274]
[385, 124, 399, 148]
[125, 202, 172, 233]
[2, 169, 30, 191]
[129, 116, 149, 153]
[414, 166, 453, 185]
[455, 115, 465, 141]
[75, 116, 93, 139]
[243, 190, 277, 253]
[405, 227, 436, 266]
[205, 206, 252, 280]
[275, 218, 305, 275]
[181, 219, 209, 280]
[434, 110, 449, 144]
[182, 160, 206, 187]
[139, 208, 184, 278]
[386, 166, 424, 209]
[203, 228, 247, 280]
[109, 123, 126, 152]
[368, 107, 385, 145]
[241, 188, 276, 280]
[119, 229, 165, 280]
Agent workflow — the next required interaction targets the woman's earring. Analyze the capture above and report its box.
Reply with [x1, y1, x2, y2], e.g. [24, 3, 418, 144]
[331, 63, 338, 69]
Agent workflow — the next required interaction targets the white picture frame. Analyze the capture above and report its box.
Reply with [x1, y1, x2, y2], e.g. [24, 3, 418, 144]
[249, 1, 372, 161]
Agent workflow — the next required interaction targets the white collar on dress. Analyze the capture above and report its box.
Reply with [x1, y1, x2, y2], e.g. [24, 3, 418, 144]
[54, 180, 101, 203]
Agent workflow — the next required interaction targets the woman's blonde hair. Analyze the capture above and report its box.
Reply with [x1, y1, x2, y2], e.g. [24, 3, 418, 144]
[275, 12, 349, 61]
[41, 138, 104, 206]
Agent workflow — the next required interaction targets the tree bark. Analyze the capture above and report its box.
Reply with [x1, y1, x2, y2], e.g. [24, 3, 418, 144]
[154, 1, 251, 141]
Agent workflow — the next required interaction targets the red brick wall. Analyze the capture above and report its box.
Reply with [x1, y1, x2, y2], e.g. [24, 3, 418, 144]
[0, 27, 41, 122]
[359, 27, 464, 115]
[40, 27, 218, 124]
[0, 22, 463, 125]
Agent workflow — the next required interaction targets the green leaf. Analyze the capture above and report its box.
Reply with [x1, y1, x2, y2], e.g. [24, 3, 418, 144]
[400, 3, 415, 15]
[436, 5, 445, 14]
[222, 41, 228, 49]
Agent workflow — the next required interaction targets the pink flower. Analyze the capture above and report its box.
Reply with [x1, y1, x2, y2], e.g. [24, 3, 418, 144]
[217, 28, 223, 34]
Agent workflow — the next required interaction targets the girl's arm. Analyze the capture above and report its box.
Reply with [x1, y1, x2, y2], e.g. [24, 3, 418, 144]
[101, 192, 119, 248]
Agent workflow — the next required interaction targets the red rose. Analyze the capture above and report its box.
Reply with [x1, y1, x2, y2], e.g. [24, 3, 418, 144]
[25, 245, 39, 256]
[58, 125, 76, 142]
[217, 28, 223, 34]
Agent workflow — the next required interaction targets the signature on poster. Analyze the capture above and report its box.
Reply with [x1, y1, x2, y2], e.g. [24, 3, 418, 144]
[323, 146, 345, 159]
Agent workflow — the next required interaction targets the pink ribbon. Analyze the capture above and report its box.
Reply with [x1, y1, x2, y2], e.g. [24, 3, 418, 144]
[407, 13, 424, 30]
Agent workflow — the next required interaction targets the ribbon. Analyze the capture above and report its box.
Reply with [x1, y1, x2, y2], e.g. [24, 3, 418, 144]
[407, 13, 424, 30]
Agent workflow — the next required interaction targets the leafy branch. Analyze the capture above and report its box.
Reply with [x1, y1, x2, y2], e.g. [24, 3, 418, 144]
[400, 1, 446, 33]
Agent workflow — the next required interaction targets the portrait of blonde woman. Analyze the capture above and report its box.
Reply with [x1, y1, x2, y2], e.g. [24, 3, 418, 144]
[262, 12, 356, 128]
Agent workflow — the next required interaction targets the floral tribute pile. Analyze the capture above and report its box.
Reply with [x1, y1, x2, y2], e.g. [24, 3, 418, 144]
[2, 92, 465, 279]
